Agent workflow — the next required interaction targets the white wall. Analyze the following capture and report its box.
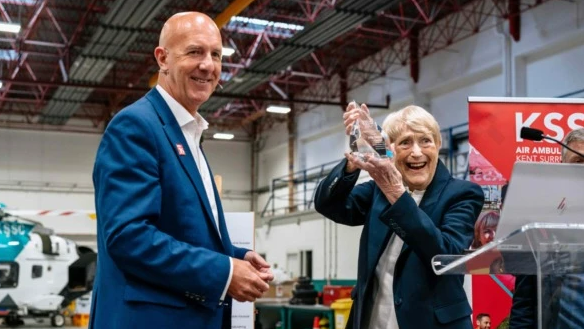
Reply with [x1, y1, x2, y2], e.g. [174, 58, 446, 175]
[431, 73, 503, 129]
[255, 218, 362, 280]
[0, 128, 252, 238]
[0, 129, 97, 212]
[0, 129, 98, 188]
[204, 139, 252, 212]
[255, 0, 584, 279]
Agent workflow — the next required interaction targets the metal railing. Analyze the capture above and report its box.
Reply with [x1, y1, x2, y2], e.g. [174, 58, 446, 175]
[260, 159, 340, 217]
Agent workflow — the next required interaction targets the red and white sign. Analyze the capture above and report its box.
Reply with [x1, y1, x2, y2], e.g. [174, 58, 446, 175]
[469, 97, 584, 180]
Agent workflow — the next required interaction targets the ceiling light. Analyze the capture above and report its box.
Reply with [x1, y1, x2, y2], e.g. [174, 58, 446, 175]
[213, 133, 234, 140]
[0, 49, 17, 61]
[266, 105, 291, 114]
[231, 16, 304, 31]
[222, 47, 235, 57]
[220, 72, 232, 81]
[0, 22, 21, 34]
[0, 82, 3, 89]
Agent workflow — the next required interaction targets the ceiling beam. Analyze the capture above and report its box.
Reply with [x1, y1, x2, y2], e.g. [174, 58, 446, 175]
[1, 78, 391, 109]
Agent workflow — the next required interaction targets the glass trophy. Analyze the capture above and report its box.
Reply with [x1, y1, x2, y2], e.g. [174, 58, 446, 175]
[348, 101, 393, 160]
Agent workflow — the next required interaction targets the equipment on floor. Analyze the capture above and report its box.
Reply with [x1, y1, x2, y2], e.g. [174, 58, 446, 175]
[289, 277, 318, 305]
[0, 205, 96, 327]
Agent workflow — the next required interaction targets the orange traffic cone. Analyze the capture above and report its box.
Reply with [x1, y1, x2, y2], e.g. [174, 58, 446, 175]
[312, 316, 320, 329]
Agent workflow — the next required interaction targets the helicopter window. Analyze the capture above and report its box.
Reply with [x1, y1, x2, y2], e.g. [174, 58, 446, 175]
[0, 262, 19, 288]
[32, 265, 43, 279]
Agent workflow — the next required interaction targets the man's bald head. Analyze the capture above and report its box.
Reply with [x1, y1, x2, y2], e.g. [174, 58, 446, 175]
[153, 11, 223, 113]
[159, 12, 220, 49]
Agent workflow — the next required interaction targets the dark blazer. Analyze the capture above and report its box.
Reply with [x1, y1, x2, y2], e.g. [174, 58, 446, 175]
[90, 88, 249, 329]
[509, 275, 537, 329]
[314, 159, 484, 329]
[510, 274, 584, 329]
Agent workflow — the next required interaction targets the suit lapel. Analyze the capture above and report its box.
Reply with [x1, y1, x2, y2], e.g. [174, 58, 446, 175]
[399, 160, 451, 256]
[366, 190, 392, 276]
[418, 160, 451, 221]
[146, 89, 222, 242]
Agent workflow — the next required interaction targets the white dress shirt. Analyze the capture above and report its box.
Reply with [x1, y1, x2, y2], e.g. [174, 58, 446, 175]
[368, 189, 425, 329]
[156, 85, 233, 301]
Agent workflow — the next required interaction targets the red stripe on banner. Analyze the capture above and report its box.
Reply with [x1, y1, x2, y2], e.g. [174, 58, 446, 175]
[59, 211, 74, 216]
[38, 210, 51, 215]
[472, 275, 513, 328]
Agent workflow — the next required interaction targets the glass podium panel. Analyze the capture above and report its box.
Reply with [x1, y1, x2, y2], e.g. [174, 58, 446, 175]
[432, 223, 584, 329]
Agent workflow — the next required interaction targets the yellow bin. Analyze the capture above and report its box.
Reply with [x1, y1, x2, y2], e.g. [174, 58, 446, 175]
[330, 298, 353, 329]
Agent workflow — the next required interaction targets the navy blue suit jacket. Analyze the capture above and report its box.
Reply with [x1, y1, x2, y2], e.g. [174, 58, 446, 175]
[90, 89, 248, 329]
[314, 159, 484, 329]
[510, 274, 584, 329]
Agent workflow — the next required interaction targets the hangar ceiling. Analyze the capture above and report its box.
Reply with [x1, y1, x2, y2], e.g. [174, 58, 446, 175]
[0, 0, 550, 135]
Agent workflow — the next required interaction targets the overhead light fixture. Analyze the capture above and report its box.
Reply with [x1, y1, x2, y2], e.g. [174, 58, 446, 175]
[222, 47, 235, 57]
[213, 133, 235, 140]
[0, 81, 3, 89]
[0, 22, 21, 34]
[266, 105, 291, 114]
[231, 16, 304, 31]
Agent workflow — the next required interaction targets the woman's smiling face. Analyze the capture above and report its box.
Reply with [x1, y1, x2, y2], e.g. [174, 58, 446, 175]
[393, 127, 439, 191]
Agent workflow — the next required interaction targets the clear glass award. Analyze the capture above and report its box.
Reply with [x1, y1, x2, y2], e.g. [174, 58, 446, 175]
[348, 101, 393, 160]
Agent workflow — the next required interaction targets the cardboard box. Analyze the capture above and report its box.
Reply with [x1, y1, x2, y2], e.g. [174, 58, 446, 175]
[265, 281, 295, 298]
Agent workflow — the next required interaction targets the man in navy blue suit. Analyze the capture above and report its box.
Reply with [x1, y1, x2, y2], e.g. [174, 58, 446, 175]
[509, 128, 584, 329]
[315, 104, 484, 329]
[90, 12, 273, 329]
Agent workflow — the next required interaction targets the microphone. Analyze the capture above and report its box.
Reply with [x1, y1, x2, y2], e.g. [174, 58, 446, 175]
[520, 127, 584, 159]
[519, 127, 544, 141]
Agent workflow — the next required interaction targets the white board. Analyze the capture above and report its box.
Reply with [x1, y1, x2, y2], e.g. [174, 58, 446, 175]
[225, 212, 255, 329]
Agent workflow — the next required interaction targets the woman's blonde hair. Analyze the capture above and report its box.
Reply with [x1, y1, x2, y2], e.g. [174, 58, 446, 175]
[381, 105, 442, 147]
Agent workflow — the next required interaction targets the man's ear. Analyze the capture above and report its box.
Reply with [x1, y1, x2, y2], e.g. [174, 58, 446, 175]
[154, 47, 168, 72]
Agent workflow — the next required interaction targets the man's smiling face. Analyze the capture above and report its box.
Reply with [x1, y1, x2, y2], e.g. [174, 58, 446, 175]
[157, 14, 222, 112]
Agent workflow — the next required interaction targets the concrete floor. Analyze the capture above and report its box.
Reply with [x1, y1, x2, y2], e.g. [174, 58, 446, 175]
[1, 318, 85, 328]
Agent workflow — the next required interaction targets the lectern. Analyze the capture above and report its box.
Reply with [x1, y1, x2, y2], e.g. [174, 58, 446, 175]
[432, 162, 584, 329]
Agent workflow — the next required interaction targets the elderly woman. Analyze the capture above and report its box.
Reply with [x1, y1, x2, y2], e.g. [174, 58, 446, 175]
[314, 104, 484, 329]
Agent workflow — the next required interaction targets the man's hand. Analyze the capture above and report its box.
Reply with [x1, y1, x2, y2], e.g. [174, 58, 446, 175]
[228, 258, 270, 303]
[244, 251, 274, 283]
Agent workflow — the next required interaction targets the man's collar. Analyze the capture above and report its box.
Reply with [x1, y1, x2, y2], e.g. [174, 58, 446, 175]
[155, 85, 209, 130]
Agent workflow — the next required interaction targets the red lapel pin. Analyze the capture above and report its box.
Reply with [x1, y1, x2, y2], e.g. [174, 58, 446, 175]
[176, 144, 186, 156]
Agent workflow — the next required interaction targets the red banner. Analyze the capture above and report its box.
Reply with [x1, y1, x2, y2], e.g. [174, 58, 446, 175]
[469, 98, 584, 180]
[468, 97, 584, 328]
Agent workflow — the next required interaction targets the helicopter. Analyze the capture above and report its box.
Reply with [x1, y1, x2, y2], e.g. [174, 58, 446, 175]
[0, 205, 97, 327]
